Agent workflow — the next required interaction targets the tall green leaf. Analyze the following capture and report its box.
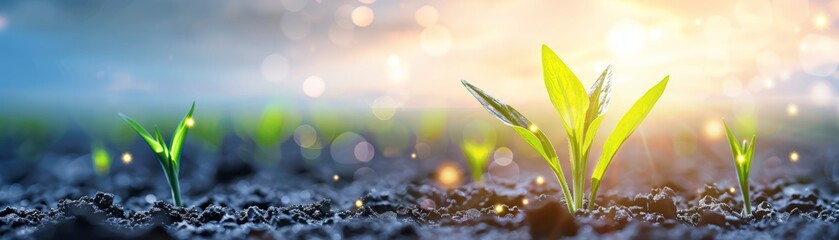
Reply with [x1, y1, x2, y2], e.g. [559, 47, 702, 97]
[462, 79, 575, 210]
[170, 102, 195, 168]
[591, 76, 669, 182]
[119, 113, 164, 153]
[541, 45, 589, 142]
[582, 66, 613, 151]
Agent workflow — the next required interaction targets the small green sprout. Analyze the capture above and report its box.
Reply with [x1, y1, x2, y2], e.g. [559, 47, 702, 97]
[91, 142, 111, 176]
[460, 122, 496, 183]
[722, 120, 756, 217]
[119, 102, 195, 207]
[461, 45, 668, 212]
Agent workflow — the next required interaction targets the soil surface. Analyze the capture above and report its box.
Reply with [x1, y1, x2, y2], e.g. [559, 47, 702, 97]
[1, 136, 838, 239]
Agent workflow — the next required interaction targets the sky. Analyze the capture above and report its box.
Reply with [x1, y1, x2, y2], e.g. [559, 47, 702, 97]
[1, 0, 838, 117]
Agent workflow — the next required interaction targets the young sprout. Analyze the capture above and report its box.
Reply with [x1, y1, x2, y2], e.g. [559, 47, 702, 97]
[119, 102, 195, 207]
[723, 120, 756, 217]
[91, 142, 111, 176]
[460, 121, 496, 183]
[461, 45, 669, 213]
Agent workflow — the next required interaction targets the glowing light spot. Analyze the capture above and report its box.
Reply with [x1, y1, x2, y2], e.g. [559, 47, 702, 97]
[333, 174, 340, 181]
[410, 152, 417, 159]
[493, 147, 514, 166]
[702, 119, 724, 141]
[649, 28, 662, 41]
[436, 162, 462, 188]
[522, 198, 529, 206]
[185, 117, 195, 128]
[261, 54, 290, 82]
[293, 125, 318, 148]
[790, 151, 799, 162]
[814, 14, 829, 29]
[729, 187, 736, 193]
[528, 124, 538, 132]
[607, 19, 646, 56]
[494, 204, 505, 214]
[387, 54, 400, 67]
[786, 104, 799, 116]
[415, 5, 438, 27]
[302, 76, 326, 98]
[420, 25, 452, 56]
[351, 6, 374, 27]
[764, 79, 775, 89]
[737, 155, 746, 164]
[693, 18, 702, 25]
[535, 176, 545, 185]
[371, 96, 398, 120]
[794, 27, 800, 32]
[353, 141, 375, 162]
[355, 199, 363, 208]
[121, 152, 133, 164]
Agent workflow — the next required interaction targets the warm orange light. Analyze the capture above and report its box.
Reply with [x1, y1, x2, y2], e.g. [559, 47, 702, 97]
[121, 152, 133, 164]
[436, 162, 462, 188]
[814, 14, 829, 29]
[702, 119, 724, 141]
[729, 187, 735, 193]
[522, 198, 529, 205]
[355, 199, 363, 208]
[790, 151, 799, 162]
[786, 104, 798, 116]
[494, 204, 505, 214]
[410, 152, 417, 159]
[535, 176, 545, 185]
[333, 174, 340, 181]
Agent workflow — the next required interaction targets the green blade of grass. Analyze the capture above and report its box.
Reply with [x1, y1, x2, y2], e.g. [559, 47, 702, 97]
[170, 102, 195, 169]
[462, 79, 575, 212]
[154, 126, 170, 167]
[582, 67, 612, 152]
[723, 120, 743, 160]
[119, 113, 164, 153]
[589, 76, 669, 209]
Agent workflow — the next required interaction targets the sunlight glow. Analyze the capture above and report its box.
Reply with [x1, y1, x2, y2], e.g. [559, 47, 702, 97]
[351, 6, 374, 27]
[787, 104, 799, 116]
[437, 162, 462, 188]
[121, 152, 133, 164]
[790, 151, 800, 162]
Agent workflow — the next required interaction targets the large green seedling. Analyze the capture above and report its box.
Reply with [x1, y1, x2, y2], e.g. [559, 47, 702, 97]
[119, 102, 195, 207]
[722, 120, 756, 217]
[461, 45, 668, 212]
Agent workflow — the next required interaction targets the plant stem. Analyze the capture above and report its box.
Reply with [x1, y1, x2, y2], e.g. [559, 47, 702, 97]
[588, 179, 600, 210]
[572, 146, 584, 211]
[738, 173, 751, 217]
[165, 168, 182, 207]
[551, 157, 575, 213]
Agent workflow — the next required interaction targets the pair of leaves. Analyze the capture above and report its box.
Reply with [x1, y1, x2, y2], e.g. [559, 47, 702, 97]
[723, 120, 756, 175]
[119, 102, 195, 172]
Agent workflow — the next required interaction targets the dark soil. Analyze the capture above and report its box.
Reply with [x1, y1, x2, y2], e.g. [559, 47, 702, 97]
[1, 134, 838, 239]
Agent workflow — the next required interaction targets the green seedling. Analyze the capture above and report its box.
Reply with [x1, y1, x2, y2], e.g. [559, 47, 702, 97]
[723, 120, 756, 217]
[91, 142, 111, 176]
[119, 102, 195, 207]
[461, 45, 668, 212]
[460, 122, 497, 183]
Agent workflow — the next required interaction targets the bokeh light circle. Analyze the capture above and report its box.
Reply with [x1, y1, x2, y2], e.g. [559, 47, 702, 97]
[293, 124, 318, 148]
[415, 5, 438, 27]
[493, 147, 514, 166]
[353, 141, 375, 162]
[371, 96, 398, 120]
[331, 132, 369, 164]
[352, 6, 374, 27]
[302, 76, 325, 98]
